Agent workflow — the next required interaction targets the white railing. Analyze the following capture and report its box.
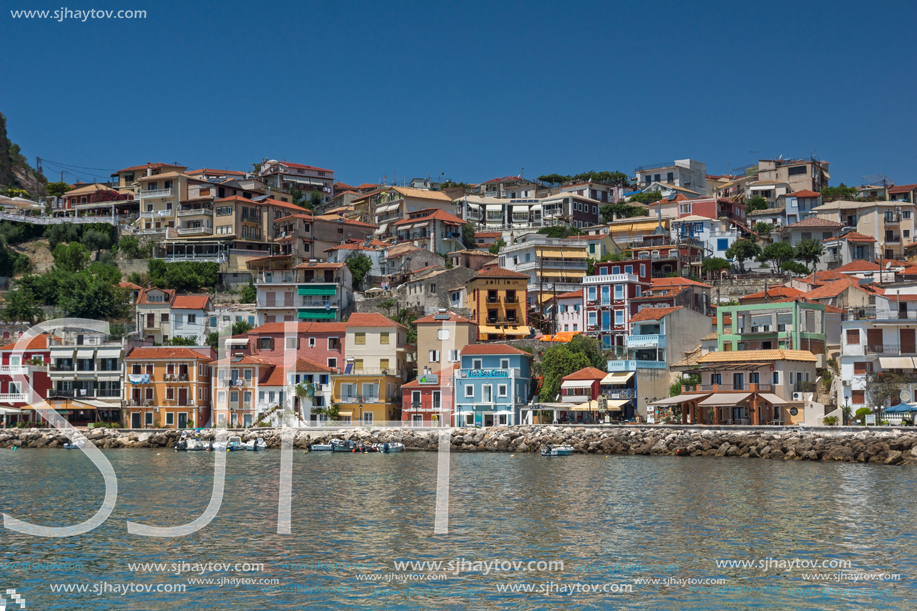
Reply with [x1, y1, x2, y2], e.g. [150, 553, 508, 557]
[178, 226, 213, 235]
[0, 366, 29, 375]
[0, 393, 28, 402]
[140, 188, 174, 198]
[178, 208, 213, 217]
[140, 210, 172, 219]
[582, 273, 639, 284]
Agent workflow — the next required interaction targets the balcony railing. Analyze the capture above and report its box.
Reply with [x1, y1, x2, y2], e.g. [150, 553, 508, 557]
[0, 393, 27, 402]
[141, 188, 174, 198]
[177, 207, 213, 217]
[698, 383, 772, 392]
[603, 389, 636, 399]
[0, 365, 29, 375]
[178, 226, 213, 235]
[626, 334, 666, 348]
[140, 210, 172, 219]
[583, 273, 639, 285]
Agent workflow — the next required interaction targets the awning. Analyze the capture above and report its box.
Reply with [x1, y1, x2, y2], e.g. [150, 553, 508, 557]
[298, 310, 337, 320]
[338, 412, 353, 418]
[535, 248, 587, 259]
[571, 400, 601, 412]
[879, 357, 917, 369]
[512, 205, 529, 213]
[650, 393, 710, 406]
[0, 407, 22, 414]
[605, 399, 630, 411]
[539, 332, 580, 342]
[485, 205, 503, 212]
[699, 392, 752, 407]
[96, 348, 121, 359]
[376, 203, 398, 213]
[758, 393, 789, 405]
[602, 372, 634, 384]
[530, 204, 542, 211]
[562, 380, 595, 389]
[478, 325, 529, 336]
[299, 286, 336, 296]
[76, 349, 94, 359]
[374, 223, 389, 236]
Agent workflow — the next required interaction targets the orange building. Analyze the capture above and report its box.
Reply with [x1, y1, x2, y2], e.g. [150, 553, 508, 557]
[123, 346, 215, 429]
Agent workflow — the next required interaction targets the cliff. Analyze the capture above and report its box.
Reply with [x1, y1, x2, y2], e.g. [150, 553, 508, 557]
[0, 112, 46, 197]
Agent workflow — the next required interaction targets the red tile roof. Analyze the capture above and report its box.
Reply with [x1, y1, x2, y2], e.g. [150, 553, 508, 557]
[629, 306, 682, 322]
[393, 209, 465, 226]
[346, 312, 406, 329]
[136, 287, 176, 306]
[787, 190, 820, 198]
[475, 232, 502, 238]
[888, 183, 917, 194]
[562, 366, 607, 382]
[783, 217, 845, 229]
[259, 357, 334, 386]
[823, 231, 876, 243]
[802, 279, 858, 300]
[461, 343, 531, 356]
[474, 266, 530, 280]
[264, 161, 332, 173]
[172, 295, 211, 310]
[0, 334, 49, 351]
[334, 182, 357, 191]
[650, 277, 712, 288]
[265, 198, 312, 215]
[415, 312, 475, 325]
[357, 183, 379, 190]
[119, 281, 142, 290]
[557, 289, 583, 299]
[251, 322, 347, 334]
[186, 168, 246, 176]
[800, 269, 849, 285]
[113, 162, 185, 175]
[125, 347, 213, 360]
[739, 286, 804, 302]
[482, 175, 524, 184]
[215, 195, 259, 204]
[835, 260, 881, 273]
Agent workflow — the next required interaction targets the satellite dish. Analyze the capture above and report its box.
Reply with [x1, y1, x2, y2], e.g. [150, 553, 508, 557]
[886, 262, 892, 269]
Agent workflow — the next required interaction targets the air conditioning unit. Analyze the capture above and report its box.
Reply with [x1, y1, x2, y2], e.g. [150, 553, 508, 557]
[793, 392, 803, 401]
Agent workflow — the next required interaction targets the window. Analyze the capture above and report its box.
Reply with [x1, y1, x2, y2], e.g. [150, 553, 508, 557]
[854, 362, 870, 375]
[432, 391, 441, 409]
[355, 332, 366, 345]
[353, 358, 363, 371]
[161, 313, 169, 323]
[309, 337, 316, 347]
[429, 350, 440, 362]
[904, 211, 912, 219]
[380, 358, 389, 371]
[187, 314, 196, 324]
[328, 337, 340, 350]
[166, 412, 175, 426]
[500, 358, 510, 369]
[464, 385, 474, 398]
[260, 337, 273, 350]
[679, 204, 692, 215]
[472, 359, 482, 369]
[498, 384, 508, 397]
[166, 387, 175, 400]
[411, 390, 421, 405]
[588, 287, 596, 301]
[380, 332, 390, 344]
[624, 265, 633, 274]
[327, 358, 337, 369]
[448, 350, 459, 362]
[615, 310, 624, 325]
[846, 330, 859, 344]
[852, 390, 865, 404]
[437, 329, 450, 340]
[717, 238, 729, 251]
[788, 165, 807, 176]
[285, 337, 298, 350]
[614, 285, 624, 300]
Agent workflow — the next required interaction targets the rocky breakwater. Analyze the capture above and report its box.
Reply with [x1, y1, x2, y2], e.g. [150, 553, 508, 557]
[4, 426, 917, 465]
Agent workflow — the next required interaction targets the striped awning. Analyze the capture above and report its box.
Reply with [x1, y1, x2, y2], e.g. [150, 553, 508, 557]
[602, 372, 634, 384]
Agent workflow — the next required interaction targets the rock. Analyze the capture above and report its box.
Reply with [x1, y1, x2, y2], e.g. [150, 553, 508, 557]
[885, 451, 903, 465]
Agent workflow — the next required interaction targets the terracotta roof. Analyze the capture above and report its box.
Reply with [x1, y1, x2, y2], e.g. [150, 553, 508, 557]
[835, 260, 881, 273]
[384, 186, 453, 202]
[783, 217, 845, 229]
[482, 175, 524, 184]
[888, 183, 917, 194]
[557, 289, 583, 299]
[64, 183, 116, 197]
[215, 195, 259, 204]
[461, 343, 531, 356]
[119, 281, 142, 290]
[251, 322, 347, 334]
[113, 162, 185, 175]
[697, 349, 817, 363]
[415, 311, 475, 325]
[138, 171, 184, 182]
[787, 190, 820, 198]
[629, 306, 682, 322]
[186, 168, 246, 176]
[259, 357, 334, 386]
[172, 295, 211, 310]
[671, 345, 704, 368]
[474, 266, 530, 280]
[650, 277, 712, 289]
[802, 279, 859, 300]
[346, 312, 406, 330]
[0, 334, 49, 351]
[800, 270, 848, 285]
[314, 215, 377, 228]
[475, 232, 503, 238]
[263, 160, 332, 173]
[823, 231, 876, 243]
[393, 209, 465, 226]
[357, 183, 379, 190]
[334, 182, 357, 191]
[562, 366, 607, 382]
[136, 287, 176, 306]
[739, 286, 804, 301]
[125, 347, 213, 360]
[264, 198, 313, 215]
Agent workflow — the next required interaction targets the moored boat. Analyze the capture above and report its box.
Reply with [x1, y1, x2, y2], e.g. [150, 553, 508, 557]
[63, 438, 85, 450]
[541, 444, 574, 457]
[244, 438, 267, 451]
[372, 442, 405, 453]
[308, 442, 333, 451]
[330, 439, 358, 452]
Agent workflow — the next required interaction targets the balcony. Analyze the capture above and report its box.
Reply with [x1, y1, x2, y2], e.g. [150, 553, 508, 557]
[583, 273, 639, 285]
[140, 188, 174, 199]
[140, 210, 173, 219]
[178, 225, 213, 235]
[626, 334, 666, 348]
[163, 374, 191, 383]
[603, 389, 636, 399]
[698, 383, 772, 392]
[516, 260, 588, 272]
[0, 393, 27, 402]
[606, 359, 666, 371]
[0, 365, 29, 375]
[257, 273, 296, 284]
[177, 207, 213, 217]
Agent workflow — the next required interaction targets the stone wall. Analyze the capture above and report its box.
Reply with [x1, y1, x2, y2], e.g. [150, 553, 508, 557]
[5, 425, 917, 465]
[710, 277, 774, 302]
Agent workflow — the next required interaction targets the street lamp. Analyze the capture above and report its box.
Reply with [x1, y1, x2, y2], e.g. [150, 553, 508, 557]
[358, 403, 363, 426]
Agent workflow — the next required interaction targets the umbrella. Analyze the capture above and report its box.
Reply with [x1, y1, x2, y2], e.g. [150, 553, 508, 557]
[885, 403, 917, 413]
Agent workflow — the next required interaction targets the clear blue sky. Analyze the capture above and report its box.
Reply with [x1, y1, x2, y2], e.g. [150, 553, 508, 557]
[2, 0, 915, 187]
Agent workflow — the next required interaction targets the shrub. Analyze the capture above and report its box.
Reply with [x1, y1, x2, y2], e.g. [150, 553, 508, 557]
[822, 415, 839, 426]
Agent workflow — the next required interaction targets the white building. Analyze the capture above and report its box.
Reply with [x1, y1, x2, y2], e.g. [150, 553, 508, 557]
[170, 295, 213, 344]
[257, 159, 334, 203]
[634, 159, 706, 196]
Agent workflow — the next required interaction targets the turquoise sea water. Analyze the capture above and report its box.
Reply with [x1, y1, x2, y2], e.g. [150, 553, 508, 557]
[0, 449, 915, 610]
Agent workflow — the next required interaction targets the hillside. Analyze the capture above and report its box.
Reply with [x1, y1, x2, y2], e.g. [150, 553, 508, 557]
[0, 112, 46, 197]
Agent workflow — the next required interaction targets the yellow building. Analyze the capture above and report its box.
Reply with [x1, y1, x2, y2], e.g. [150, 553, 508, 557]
[335, 313, 408, 424]
[465, 265, 531, 341]
[123, 346, 215, 429]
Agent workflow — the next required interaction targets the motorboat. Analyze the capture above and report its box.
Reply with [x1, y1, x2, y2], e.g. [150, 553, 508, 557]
[227, 436, 245, 451]
[244, 438, 267, 451]
[308, 442, 333, 452]
[63, 438, 85, 450]
[541, 444, 574, 457]
[357, 443, 379, 453]
[175, 432, 209, 452]
[330, 439, 358, 452]
[373, 442, 405, 453]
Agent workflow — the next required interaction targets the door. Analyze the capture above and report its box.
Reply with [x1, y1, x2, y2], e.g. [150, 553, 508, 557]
[412, 415, 423, 427]
[484, 414, 494, 427]
[866, 329, 884, 353]
[243, 414, 253, 427]
[178, 388, 188, 405]
[147, 313, 154, 328]
[902, 329, 916, 354]
[131, 412, 141, 429]
[178, 413, 187, 429]
[482, 385, 492, 403]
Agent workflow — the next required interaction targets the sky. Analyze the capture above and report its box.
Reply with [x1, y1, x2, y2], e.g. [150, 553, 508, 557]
[1, 0, 916, 188]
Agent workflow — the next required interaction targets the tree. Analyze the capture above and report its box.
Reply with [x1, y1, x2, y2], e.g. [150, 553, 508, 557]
[45, 181, 72, 198]
[290, 188, 305, 208]
[205, 332, 219, 351]
[537, 346, 593, 403]
[232, 320, 253, 337]
[80, 228, 111, 253]
[537, 174, 572, 186]
[537, 226, 583, 239]
[0, 287, 43, 324]
[754, 222, 773, 236]
[780, 260, 810, 275]
[566, 334, 606, 369]
[745, 196, 769, 213]
[572, 170, 630, 186]
[461, 223, 476, 249]
[308, 192, 323, 210]
[725, 239, 761, 273]
[239, 283, 257, 304]
[600, 202, 647, 223]
[44, 223, 79, 249]
[701, 257, 731, 275]
[52, 242, 91, 273]
[345, 252, 373, 289]
[794, 239, 825, 271]
[489, 239, 505, 255]
[867, 371, 909, 411]
[757, 241, 795, 272]
[148, 260, 219, 292]
[166, 336, 197, 346]
[628, 190, 662, 205]
[821, 183, 858, 202]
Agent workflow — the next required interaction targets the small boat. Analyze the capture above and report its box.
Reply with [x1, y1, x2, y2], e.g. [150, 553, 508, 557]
[244, 438, 267, 451]
[308, 442, 333, 452]
[357, 443, 379, 453]
[541, 444, 574, 457]
[176, 432, 209, 452]
[226, 436, 245, 451]
[330, 439, 358, 453]
[373, 442, 405, 453]
[63, 438, 85, 450]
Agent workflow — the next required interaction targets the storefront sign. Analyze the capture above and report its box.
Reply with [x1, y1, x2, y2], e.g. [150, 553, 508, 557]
[464, 370, 509, 378]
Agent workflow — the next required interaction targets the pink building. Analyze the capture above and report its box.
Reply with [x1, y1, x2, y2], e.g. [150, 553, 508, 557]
[245, 322, 346, 371]
[583, 259, 652, 352]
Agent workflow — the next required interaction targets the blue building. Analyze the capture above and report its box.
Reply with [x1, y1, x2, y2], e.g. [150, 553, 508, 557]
[454, 344, 532, 426]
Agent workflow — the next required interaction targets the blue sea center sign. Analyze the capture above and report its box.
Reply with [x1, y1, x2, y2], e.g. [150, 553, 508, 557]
[465, 369, 509, 378]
